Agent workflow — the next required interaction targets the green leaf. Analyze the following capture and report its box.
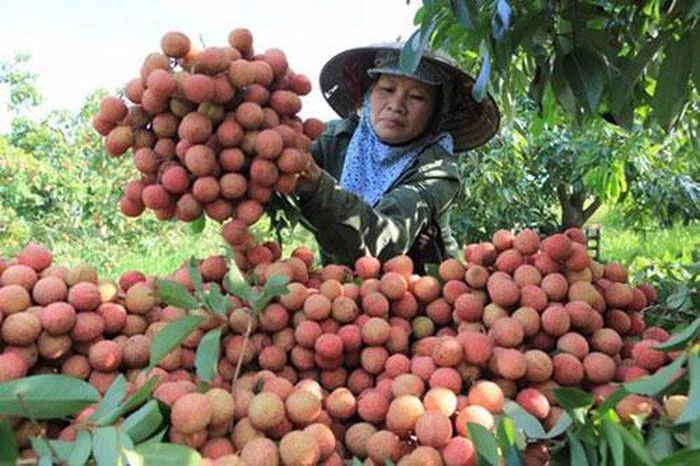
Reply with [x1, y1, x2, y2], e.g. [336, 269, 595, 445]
[188, 257, 204, 296]
[552, 57, 579, 117]
[118, 427, 135, 451]
[31, 438, 74, 463]
[624, 353, 687, 396]
[195, 327, 222, 383]
[253, 276, 290, 314]
[189, 214, 206, 234]
[609, 35, 665, 128]
[120, 374, 160, 415]
[555, 387, 594, 411]
[350, 458, 363, 466]
[567, 431, 590, 466]
[472, 48, 491, 103]
[90, 373, 128, 426]
[503, 400, 546, 439]
[0, 374, 99, 419]
[449, 0, 475, 29]
[597, 387, 631, 415]
[424, 263, 441, 280]
[544, 411, 573, 440]
[677, 351, 700, 424]
[400, 18, 437, 75]
[691, 416, 700, 448]
[497, 416, 522, 466]
[92, 426, 122, 466]
[657, 448, 700, 466]
[602, 417, 624, 466]
[124, 443, 202, 466]
[652, 35, 692, 130]
[123, 400, 165, 444]
[612, 421, 655, 466]
[155, 278, 199, 310]
[0, 418, 18, 465]
[491, 0, 512, 42]
[562, 48, 604, 113]
[204, 284, 230, 316]
[656, 317, 700, 351]
[467, 423, 499, 466]
[136, 426, 168, 447]
[223, 259, 254, 303]
[646, 425, 675, 462]
[148, 315, 205, 369]
[68, 429, 92, 466]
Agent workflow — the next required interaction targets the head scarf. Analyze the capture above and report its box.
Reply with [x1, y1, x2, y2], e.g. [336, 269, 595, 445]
[339, 97, 454, 207]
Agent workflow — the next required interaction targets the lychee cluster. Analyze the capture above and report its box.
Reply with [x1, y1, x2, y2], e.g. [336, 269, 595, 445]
[0, 228, 680, 465]
[93, 28, 323, 251]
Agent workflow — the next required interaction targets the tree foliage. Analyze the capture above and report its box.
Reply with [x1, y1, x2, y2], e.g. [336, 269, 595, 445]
[403, 0, 698, 235]
[408, 0, 698, 130]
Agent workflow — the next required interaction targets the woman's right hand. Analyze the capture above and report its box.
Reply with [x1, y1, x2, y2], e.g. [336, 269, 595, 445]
[295, 151, 323, 195]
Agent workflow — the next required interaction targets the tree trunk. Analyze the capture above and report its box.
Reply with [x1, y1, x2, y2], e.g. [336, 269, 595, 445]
[557, 184, 602, 228]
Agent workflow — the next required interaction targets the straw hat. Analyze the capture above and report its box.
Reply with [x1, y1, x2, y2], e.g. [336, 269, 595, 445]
[319, 42, 500, 151]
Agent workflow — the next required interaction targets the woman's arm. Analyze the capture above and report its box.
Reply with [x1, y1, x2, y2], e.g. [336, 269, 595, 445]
[296, 150, 460, 265]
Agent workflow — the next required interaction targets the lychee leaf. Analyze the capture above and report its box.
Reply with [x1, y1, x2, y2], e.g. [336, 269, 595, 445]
[655, 317, 700, 351]
[128, 443, 202, 466]
[646, 426, 675, 463]
[90, 373, 128, 426]
[69, 429, 92, 466]
[204, 285, 230, 316]
[597, 387, 631, 415]
[0, 374, 99, 419]
[92, 426, 121, 466]
[189, 214, 206, 234]
[624, 353, 687, 396]
[657, 449, 700, 466]
[554, 387, 594, 411]
[503, 400, 546, 439]
[0, 418, 18, 465]
[496, 416, 522, 466]
[601, 416, 624, 466]
[449, 0, 475, 29]
[188, 257, 204, 296]
[472, 48, 491, 103]
[123, 400, 165, 444]
[676, 351, 700, 424]
[611, 421, 655, 466]
[195, 327, 222, 383]
[148, 315, 205, 370]
[31, 438, 74, 464]
[566, 432, 590, 466]
[120, 375, 160, 415]
[467, 423, 499, 466]
[223, 258, 254, 303]
[155, 278, 199, 310]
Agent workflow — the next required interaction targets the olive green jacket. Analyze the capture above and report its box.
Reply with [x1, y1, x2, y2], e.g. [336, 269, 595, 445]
[296, 118, 461, 269]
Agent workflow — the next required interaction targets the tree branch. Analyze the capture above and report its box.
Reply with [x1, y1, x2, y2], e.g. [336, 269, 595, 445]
[583, 196, 603, 221]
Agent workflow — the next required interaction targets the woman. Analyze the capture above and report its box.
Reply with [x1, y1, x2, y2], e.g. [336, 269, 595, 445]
[294, 43, 499, 271]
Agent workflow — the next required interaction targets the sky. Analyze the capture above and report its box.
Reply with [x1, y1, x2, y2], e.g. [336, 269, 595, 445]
[0, 0, 421, 127]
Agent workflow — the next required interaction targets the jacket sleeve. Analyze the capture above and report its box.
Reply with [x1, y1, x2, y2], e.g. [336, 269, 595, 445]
[297, 152, 460, 265]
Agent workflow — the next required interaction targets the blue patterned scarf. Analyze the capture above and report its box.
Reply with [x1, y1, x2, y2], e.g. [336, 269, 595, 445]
[339, 101, 454, 207]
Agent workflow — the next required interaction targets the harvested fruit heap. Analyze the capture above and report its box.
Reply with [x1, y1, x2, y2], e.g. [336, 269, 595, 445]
[0, 226, 679, 465]
[93, 28, 324, 250]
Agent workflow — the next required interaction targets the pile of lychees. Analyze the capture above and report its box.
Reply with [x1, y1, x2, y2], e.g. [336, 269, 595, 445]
[93, 28, 323, 249]
[0, 226, 680, 465]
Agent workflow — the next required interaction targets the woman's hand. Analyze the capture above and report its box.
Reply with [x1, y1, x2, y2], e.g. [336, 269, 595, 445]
[295, 151, 323, 195]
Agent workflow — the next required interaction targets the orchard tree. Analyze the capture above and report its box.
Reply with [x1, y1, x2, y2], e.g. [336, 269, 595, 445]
[402, 0, 698, 235]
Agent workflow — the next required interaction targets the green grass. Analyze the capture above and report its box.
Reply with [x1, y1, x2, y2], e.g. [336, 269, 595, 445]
[589, 206, 699, 282]
[40, 217, 320, 280]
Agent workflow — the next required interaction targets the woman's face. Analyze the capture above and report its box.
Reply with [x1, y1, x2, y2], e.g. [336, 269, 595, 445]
[369, 74, 438, 145]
